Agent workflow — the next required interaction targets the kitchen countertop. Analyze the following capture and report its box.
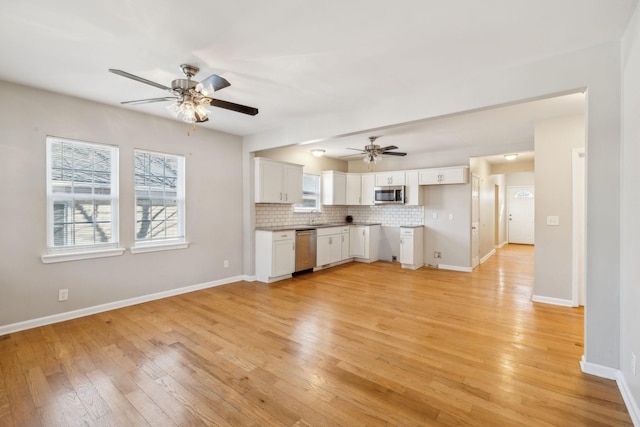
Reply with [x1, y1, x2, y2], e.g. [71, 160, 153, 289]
[400, 225, 425, 228]
[256, 223, 381, 232]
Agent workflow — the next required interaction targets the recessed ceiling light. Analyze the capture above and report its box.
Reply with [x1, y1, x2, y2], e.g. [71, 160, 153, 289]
[504, 153, 518, 161]
[311, 149, 325, 157]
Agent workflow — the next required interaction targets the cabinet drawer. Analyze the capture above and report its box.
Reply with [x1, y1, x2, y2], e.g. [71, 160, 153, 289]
[317, 227, 341, 236]
[400, 228, 418, 237]
[272, 231, 295, 241]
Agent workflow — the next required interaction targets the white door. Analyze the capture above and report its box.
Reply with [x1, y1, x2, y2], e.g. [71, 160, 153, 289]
[349, 227, 366, 257]
[272, 240, 295, 276]
[400, 236, 414, 264]
[471, 175, 480, 268]
[507, 186, 535, 244]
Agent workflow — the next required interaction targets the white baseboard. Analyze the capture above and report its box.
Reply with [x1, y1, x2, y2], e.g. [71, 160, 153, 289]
[531, 295, 574, 307]
[438, 264, 473, 272]
[480, 249, 496, 264]
[617, 370, 640, 426]
[243, 275, 257, 282]
[0, 275, 245, 336]
[581, 356, 640, 425]
[496, 241, 508, 249]
[580, 355, 619, 379]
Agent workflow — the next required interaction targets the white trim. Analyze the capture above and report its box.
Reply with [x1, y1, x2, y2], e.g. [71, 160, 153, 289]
[617, 371, 640, 426]
[580, 355, 619, 379]
[438, 264, 473, 272]
[495, 241, 508, 249]
[41, 247, 126, 264]
[130, 241, 190, 254]
[572, 148, 586, 307]
[531, 295, 574, 307]
[0, 275, 244, 336]
[480, 249, 496, 264]
[243, 275, 257, 282]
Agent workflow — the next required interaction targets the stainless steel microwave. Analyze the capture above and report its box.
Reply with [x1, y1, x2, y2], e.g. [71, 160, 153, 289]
[374, 186, 405, 204]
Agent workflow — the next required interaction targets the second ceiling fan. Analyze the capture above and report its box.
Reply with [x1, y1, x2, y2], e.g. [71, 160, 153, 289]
[348, 136, 407, 163]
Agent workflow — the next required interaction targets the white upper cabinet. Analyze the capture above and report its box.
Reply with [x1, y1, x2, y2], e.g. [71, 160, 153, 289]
[255, 158, 303, 203]
[404, 170, 423, 206]
[418, 166, 469, 185]
[375, 171, 406, 186]
[346, 173, 362, 205]
[322, 171, 347, 205]
[361, 173, 375, 205]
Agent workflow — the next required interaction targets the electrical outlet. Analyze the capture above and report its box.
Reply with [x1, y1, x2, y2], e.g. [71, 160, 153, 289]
[391, 255, 397, 262]
[58, 289, 69, 301]
[434, 251, 441, 259]
[632, 352, 637, 376]
[223, 260, 229, 268]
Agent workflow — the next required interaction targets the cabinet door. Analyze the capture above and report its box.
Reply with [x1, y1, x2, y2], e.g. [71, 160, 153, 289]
[283, 163, 303, 203]
[361, 173, 375, 205]
[375, 172, 406, 186]
[329, 235, 342, 264]
[256, 159, 284, 203]
[441, 167, 469, 184]
[322, 171, 347, 205]
[346, 174, 362, 205]
[399, 236, 414, 265]
[405, 170, 423, 206]
[418, 169, 441, 185]
[272, 239, 295, 276]
[317, 235, 332, 266]
[349, 226, 366, 258]
[340, 232, 350, 260]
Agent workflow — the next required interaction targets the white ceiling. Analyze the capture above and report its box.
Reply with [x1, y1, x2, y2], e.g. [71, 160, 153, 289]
[0, 1, 636, 158]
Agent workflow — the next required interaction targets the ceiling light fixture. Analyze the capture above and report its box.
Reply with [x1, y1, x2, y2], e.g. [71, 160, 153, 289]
[310, 148, 325, 157]
[504, 153, 518, 161]
[363, 153, 382, 164]
[167, 96, 209, 124]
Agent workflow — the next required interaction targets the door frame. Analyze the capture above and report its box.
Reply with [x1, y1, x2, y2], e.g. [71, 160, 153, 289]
[572, 148, 586, 307]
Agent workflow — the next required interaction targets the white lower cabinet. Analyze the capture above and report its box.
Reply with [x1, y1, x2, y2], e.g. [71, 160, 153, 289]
[349, 224, 380, 263]
[255, 230, 295, 283]
[400, 226, 424, 270]
[317, 226, 350, 267]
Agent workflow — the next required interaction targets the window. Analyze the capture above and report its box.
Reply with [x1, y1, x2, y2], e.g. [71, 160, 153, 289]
[514, 189, 534, 198]
[133, 150, 186, 249]
[294, 173, 321, 212]
[44, 137, 122, 262]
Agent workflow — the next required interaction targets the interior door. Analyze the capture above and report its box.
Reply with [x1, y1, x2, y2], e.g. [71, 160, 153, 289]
[507, 186, 535, 244]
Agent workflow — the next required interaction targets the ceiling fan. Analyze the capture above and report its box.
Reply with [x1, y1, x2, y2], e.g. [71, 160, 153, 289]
[347, 136, 407, 164]
[108, 64, 259, 125]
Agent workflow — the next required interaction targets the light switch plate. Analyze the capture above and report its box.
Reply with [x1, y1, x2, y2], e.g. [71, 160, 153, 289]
[546, 216, 560, 226]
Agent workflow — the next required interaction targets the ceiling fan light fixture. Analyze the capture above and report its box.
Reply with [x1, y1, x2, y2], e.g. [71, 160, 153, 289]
[310, 149, 325, 157]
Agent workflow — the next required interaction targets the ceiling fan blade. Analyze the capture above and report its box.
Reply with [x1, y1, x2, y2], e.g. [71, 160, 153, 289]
[380, 145, 398, 151]
[196, 73, 231, 95]
[202, 97, 259, 116]
[346, 147, 367, 153]
[120, 97, 179, 105]
[109, 69, 173, 92]
[382, 151, 407, 156]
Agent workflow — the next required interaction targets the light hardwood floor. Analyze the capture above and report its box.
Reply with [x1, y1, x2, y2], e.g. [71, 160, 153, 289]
[0, 244, 632, 426]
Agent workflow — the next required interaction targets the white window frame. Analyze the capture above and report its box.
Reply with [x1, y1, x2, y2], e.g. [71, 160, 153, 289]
[42, 136, 124, 263]
[294, 173, 321, 213]
[131, 149, 189, 254]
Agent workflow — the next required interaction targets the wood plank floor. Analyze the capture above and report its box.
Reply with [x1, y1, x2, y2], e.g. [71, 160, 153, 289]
[0, 244, 632, 426]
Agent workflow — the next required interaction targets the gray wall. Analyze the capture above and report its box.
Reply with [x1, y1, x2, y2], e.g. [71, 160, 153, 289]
[0, 81, 244, 328]
[533, 115, 585, 302]
[621, 2, 640, 410]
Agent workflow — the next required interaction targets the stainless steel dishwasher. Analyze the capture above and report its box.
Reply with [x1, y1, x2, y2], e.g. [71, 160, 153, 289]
[295, 229, 317, 272]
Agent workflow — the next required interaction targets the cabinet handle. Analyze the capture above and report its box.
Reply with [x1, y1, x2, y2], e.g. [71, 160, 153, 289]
[292, 243, 295, 251]
[400, 239, 403, 245]
[285, 193, 288, 201]
[280, 192, 283, 200]
[342, 235, 344, 243]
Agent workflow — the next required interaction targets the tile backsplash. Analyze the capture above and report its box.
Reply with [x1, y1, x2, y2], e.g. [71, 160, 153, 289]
[255, 204, 425, 228]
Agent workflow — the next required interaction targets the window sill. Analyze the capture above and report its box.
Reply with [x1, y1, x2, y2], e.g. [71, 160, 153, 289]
[41, 247, 126, 264]
[130, 241, 190, 254]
